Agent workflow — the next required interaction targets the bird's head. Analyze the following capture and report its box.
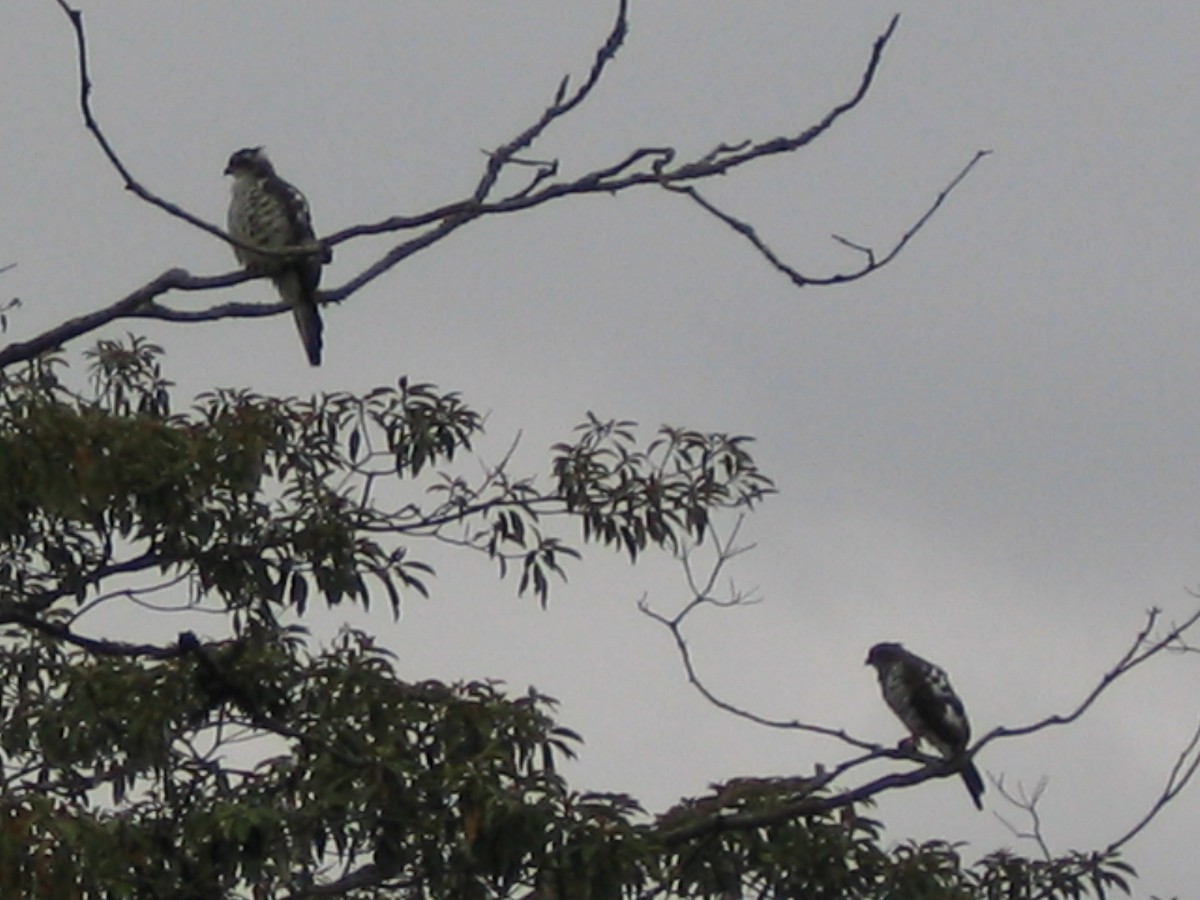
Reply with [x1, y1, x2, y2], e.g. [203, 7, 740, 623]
[865, 642, 905, 669]
[225, 146, 273, 177]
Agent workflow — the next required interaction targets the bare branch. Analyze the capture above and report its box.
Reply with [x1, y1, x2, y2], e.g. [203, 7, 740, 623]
[307, 11, 931, 299]
[317, 212, 475, 302]
[0, 608, 183, 659]
[640, 516, 1016, 834]
[660, 13, 903, 181]
[1106, 714, 1200, 855]
[639, 520, 879, 753]
[647, 532, 1200, 848]
[69, 571, 195, 623]
[668, 148, 992, 289]
[472, 0, 630, 203]
[11, 551, 169, 614]
[28, 5, 982, 375]
[0, 268, 183, 367]
[0, 268, 291, 369]
[654, 751, 976, 847]
[993, 775, 1054, 861]
[52, 0, 237, 246]
[987, 640, 1200, 867]
[978, 605, 1200, 749]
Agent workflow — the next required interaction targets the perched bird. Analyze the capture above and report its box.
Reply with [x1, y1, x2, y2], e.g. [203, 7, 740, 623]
[225, 147, 325, 366]
[865, 642, 985, 809]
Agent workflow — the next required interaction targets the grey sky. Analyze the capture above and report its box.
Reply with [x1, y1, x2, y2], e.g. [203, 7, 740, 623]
[5, 2, 1200, 894]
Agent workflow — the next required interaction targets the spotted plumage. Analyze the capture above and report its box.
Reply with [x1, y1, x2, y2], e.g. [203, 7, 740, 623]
[225, 147, 324, 366]
[865, 642, 984, 809]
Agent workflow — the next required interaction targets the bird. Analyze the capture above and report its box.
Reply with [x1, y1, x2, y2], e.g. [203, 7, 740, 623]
[225, 147, 325, 366]
[865, 642, 985, 809]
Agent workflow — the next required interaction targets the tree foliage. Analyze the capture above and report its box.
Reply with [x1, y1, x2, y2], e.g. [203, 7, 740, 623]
[0, 344, 1154, 898]
[2, 2, 1195, 896]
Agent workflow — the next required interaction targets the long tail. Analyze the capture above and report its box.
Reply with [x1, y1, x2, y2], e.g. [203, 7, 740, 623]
[961, 760, 985, 810]
[275, 269, 324, 366]
[291, 299, 323, 367]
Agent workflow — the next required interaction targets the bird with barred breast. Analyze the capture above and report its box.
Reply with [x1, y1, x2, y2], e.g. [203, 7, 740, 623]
[866, 641, 985, 809]
[225, 147, 325, 366]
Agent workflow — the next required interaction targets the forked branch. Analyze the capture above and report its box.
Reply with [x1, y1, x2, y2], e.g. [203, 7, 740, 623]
[648, 538, 1200, 850]
[16, 4, 989, 371]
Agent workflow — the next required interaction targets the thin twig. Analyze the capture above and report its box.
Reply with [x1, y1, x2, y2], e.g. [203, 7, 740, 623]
[639, 521, 880, 753]
[0, 609, 183, 659]
[52, 0, 274, 255]
[26, 6, 982, 373]
[472, 0, 630, 203]
[669, 149, 992, 289]
[978, 605, 1200, 749]
[1105, 714, 1200, 855]
[992, 775, 1053, 861]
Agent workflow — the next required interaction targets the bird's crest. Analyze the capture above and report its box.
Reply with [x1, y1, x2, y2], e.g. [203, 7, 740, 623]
[865, 642, 905, 667]
[225, 146, 273, 176]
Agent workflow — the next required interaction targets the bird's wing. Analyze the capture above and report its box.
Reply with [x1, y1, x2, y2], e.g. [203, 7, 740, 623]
[905, 662, 971, 754]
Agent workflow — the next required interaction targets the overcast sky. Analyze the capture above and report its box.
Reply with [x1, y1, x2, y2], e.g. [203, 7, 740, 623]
[5, 2, 1200, 894]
